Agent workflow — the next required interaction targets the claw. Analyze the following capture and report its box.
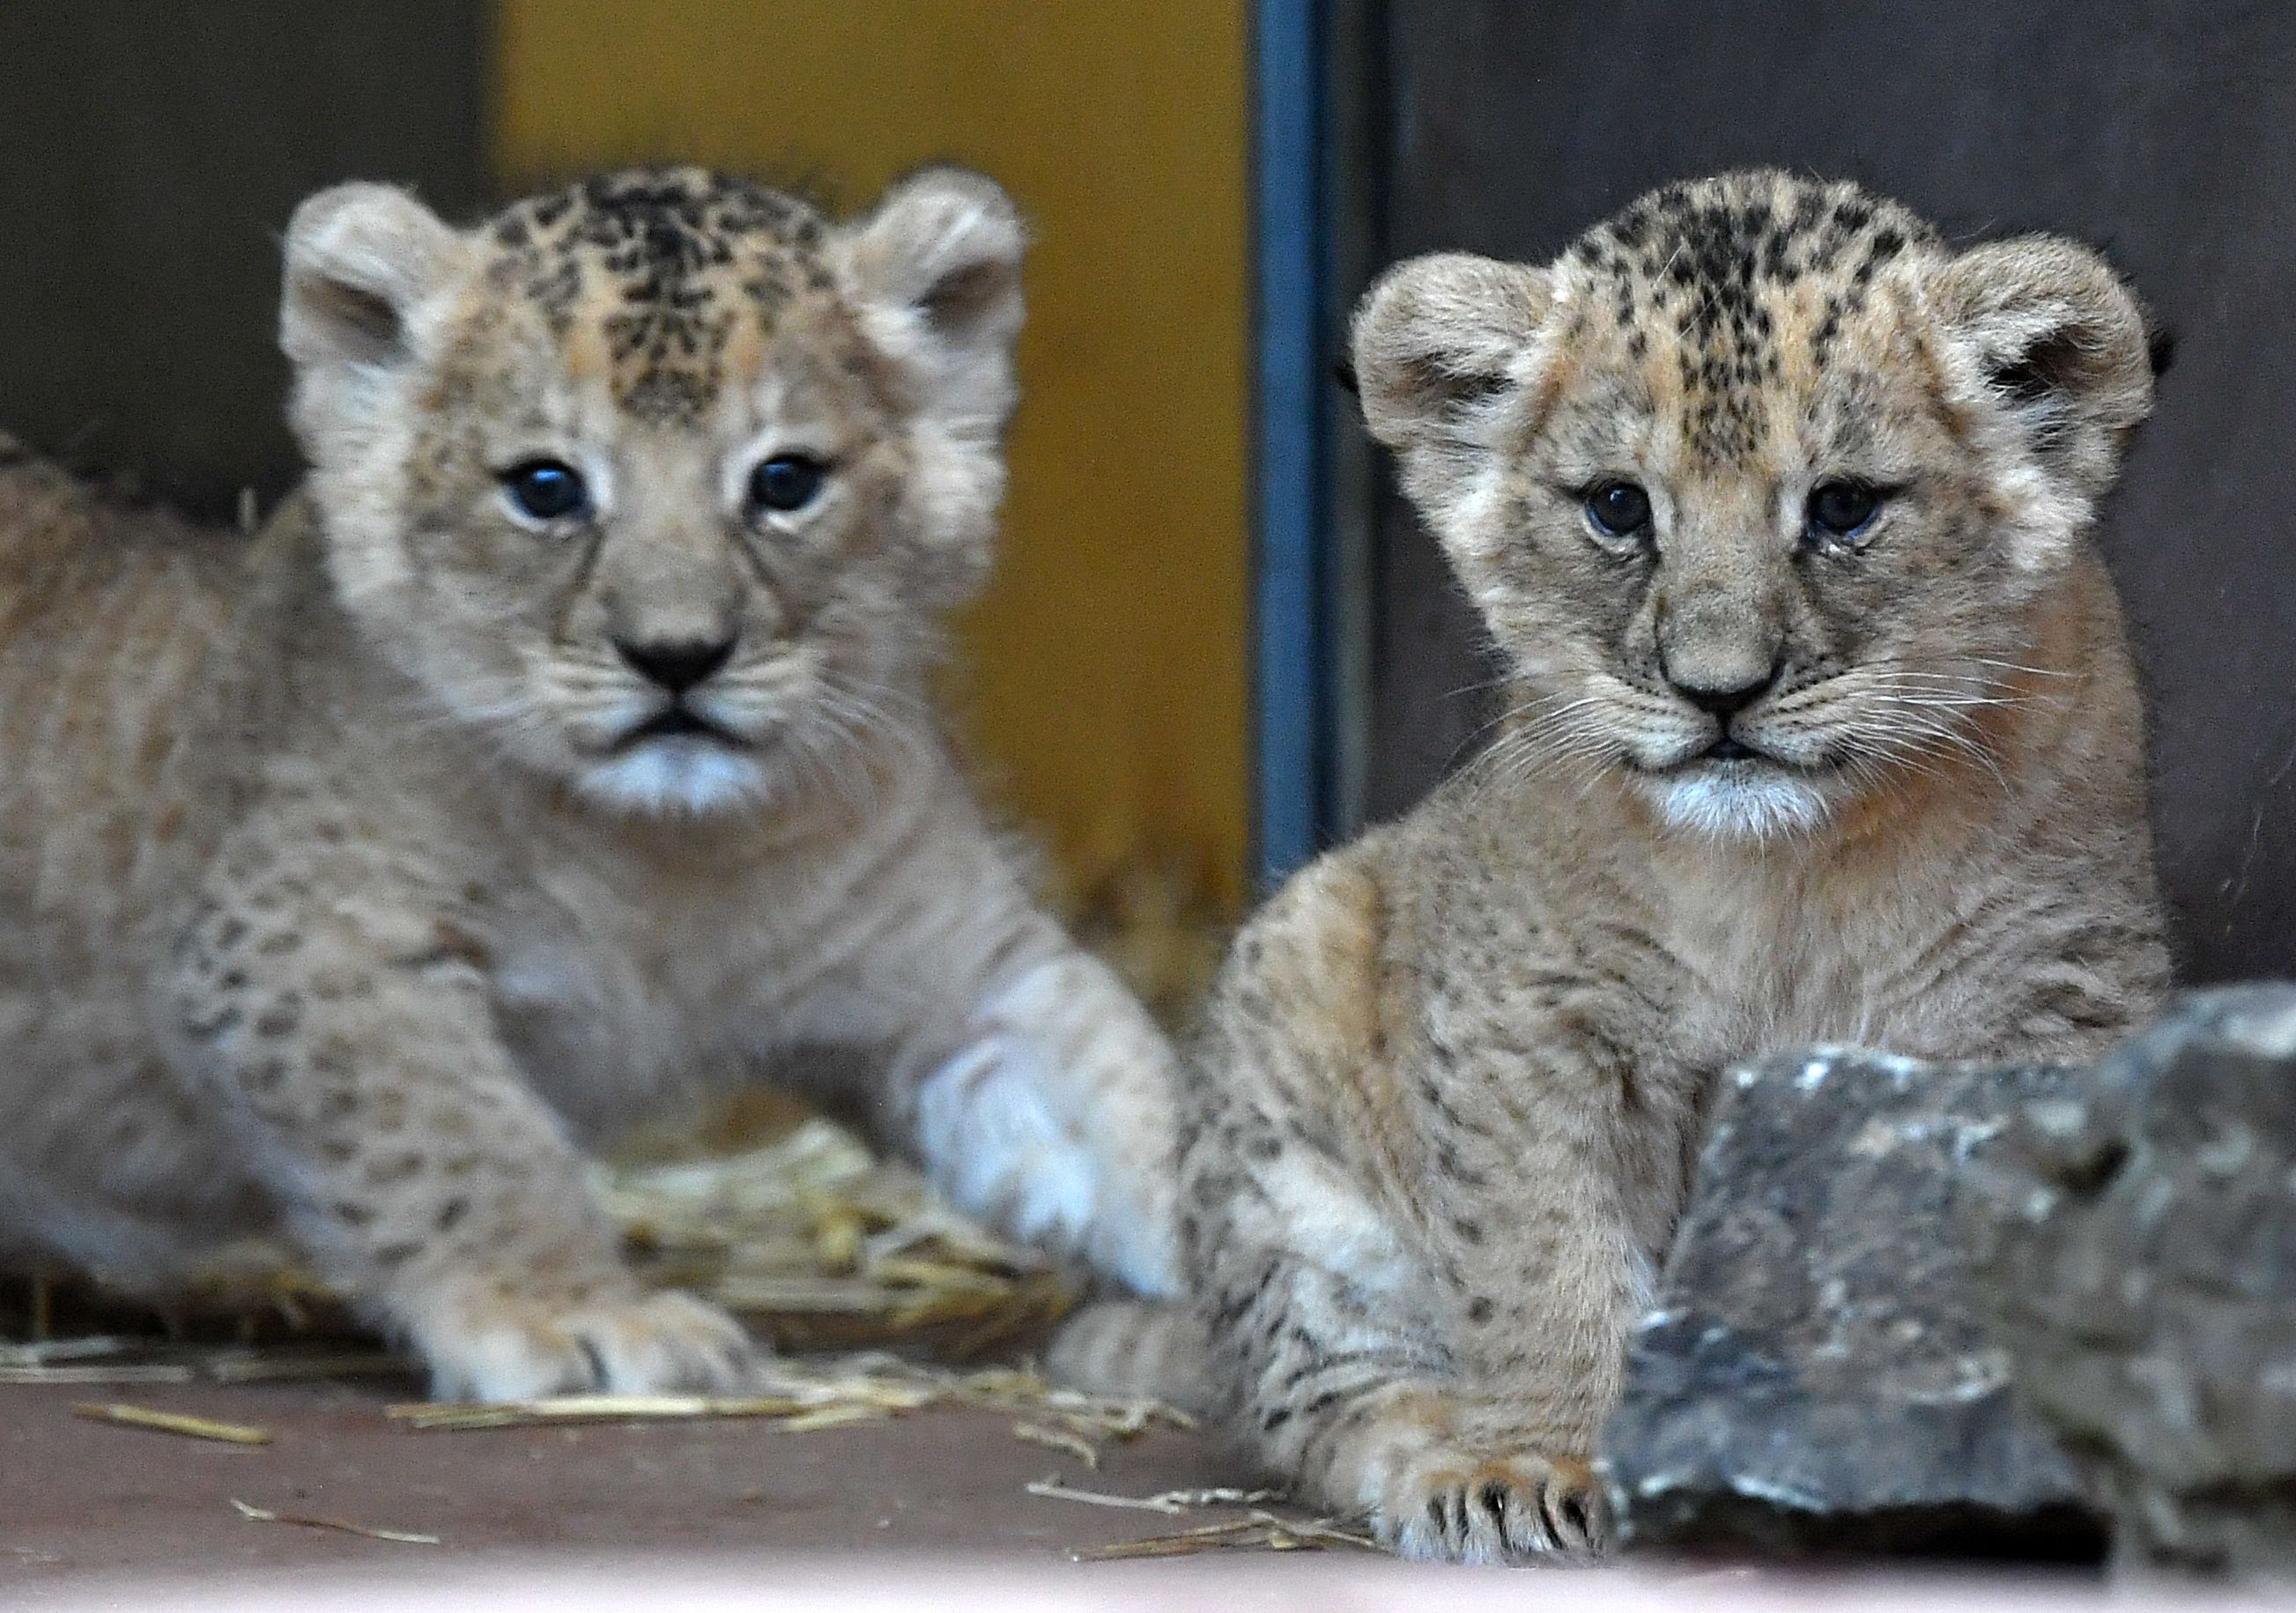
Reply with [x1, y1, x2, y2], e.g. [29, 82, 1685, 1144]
[1381, 1449, 1605, 1565]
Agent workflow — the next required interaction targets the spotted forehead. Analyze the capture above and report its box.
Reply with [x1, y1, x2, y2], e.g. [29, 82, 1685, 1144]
[479, 167, 837, 426]
[1565, 172, 1943, 462]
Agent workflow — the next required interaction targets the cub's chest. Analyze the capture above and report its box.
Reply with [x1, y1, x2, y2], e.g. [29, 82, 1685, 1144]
[1657, 891, 1981, 1064]
[478, 877, 814, 1134]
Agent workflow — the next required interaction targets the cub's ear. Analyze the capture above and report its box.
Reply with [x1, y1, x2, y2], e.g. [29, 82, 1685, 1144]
[841, 167, 1026, 433]
[1929, 236, 2155, 499]
[281, 183, 464, 447]
[1351, 253, 1552, 452]
[281, 184, 462, 370]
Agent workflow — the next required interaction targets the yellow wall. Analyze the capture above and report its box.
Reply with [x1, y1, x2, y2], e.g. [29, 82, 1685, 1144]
[493, 1, 1251, 908]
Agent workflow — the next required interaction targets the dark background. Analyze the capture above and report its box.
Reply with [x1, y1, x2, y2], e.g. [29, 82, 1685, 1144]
[1351, 0, 2296, 983]
[0, 4, 485, 519]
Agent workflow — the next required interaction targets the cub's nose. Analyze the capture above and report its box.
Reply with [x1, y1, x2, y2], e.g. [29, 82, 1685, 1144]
[616, 635, 736, 693]
[1666, 663, 1780, 722]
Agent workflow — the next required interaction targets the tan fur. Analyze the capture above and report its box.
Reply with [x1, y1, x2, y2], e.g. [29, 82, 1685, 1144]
[1055, 173, 2170, 1563]
[0, 168, 1182, 1399]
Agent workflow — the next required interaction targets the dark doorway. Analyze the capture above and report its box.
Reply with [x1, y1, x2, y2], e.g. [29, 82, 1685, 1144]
[0, 4, 486, 521]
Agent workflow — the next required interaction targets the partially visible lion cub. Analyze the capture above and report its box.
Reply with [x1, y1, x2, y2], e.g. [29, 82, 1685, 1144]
[0, 166, 1184, 1397]
[1055, 172, 2170, 1562]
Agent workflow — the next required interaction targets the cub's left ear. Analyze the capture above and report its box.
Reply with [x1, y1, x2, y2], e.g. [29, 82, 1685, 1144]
[1929, 237, 2156, 499]
[1352, 252, 1552, 455]
[841, 167, 1026, 433]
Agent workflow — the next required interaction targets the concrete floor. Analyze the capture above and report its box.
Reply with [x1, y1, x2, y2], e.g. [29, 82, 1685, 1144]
[5, 1376, 2233, 1610]
[0, 1373, 1260, 1590]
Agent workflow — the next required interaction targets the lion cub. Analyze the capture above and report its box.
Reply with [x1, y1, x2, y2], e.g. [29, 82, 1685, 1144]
[1057, 172, 2170, 1561]
[0, 167, 1183, 1397]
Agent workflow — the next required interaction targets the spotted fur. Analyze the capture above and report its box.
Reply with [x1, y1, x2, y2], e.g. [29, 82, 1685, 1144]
[0, 167, 1184, 1399]
[1054, 173, 2171, 1564]
[482, 170, 834, 425]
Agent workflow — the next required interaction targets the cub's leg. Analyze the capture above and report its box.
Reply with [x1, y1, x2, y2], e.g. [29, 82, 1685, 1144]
[1182, 855, 1678, 1562]
[845, 806, 1187, 1296]
[1200, 1135, 1634, 1561]
[167, 863, 752, 1401]
[904, 938, 1185, 1298]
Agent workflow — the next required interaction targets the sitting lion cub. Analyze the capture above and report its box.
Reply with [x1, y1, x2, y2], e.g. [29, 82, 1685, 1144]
[0, 166, 1182, 1397]
[1055, 172, 2170, 1561]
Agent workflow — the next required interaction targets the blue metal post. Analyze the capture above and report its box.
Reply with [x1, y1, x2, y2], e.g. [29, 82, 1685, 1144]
[1252, 0, 1326, 889]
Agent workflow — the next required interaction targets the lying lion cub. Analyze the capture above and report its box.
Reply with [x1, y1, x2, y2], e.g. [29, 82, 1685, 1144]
[1057, 171, 2170, 1562]
[0, 166, 1182, 1397]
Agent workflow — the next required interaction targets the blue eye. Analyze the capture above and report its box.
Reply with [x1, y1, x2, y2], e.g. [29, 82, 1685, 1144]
[750, 455, 826, 514]
[1584, 481, 1653, 540]
[502, 459, 589, 522]
[1806, 481, 1883, 544]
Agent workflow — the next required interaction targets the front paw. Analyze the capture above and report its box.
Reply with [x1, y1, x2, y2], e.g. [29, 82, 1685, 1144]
[915, 1037, 1179, 1295]
[401, 1280, 759, 1402]
[1380, 1446, 1604, 1565]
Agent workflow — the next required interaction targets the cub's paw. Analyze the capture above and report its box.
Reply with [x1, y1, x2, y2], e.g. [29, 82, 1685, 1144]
[1379, 1447, 1604, 1565]
[916, 1036, 1177, 1287]
[404, 1282, 759, 1402]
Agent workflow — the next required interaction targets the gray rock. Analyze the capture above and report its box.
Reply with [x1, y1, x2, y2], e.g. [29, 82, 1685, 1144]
[1967, 984, 2296, 1580]
[1600, 1049, 2106, 1560]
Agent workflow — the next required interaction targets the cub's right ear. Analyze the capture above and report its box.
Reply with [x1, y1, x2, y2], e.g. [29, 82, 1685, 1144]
[1350, 253, 1552, 452]
[841, 166, 1027, 436]
[280, 184, 463, 443]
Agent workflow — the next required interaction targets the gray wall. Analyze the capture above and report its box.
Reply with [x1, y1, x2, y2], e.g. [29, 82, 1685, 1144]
[1359, 0, 2296, 983]
[0, 4, 485, 518]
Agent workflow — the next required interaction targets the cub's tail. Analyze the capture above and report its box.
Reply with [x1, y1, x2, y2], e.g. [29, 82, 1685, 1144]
[1047, 1299, 1215, 1417]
